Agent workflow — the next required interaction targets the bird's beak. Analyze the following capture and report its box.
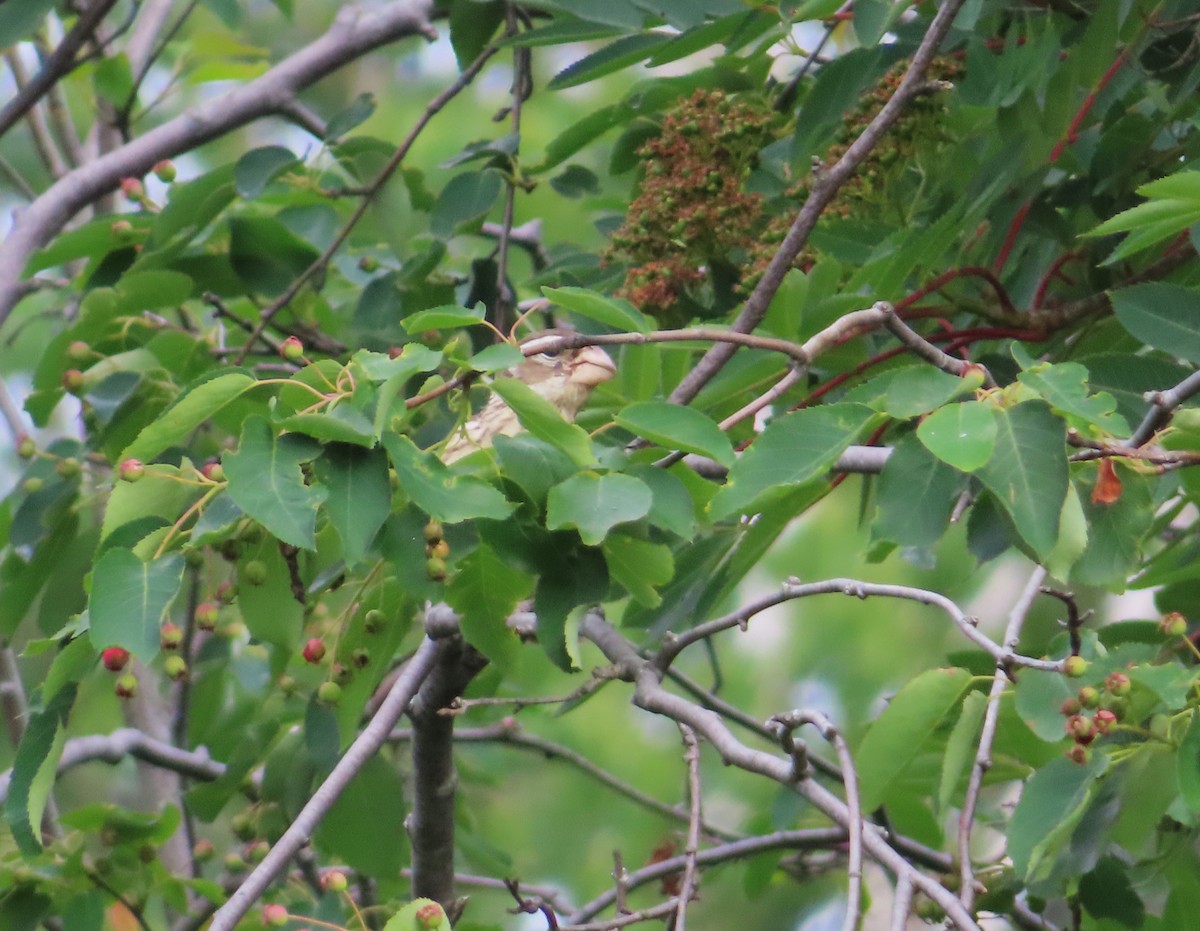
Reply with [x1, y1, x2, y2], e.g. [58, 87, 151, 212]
[569, 345, 617, 387]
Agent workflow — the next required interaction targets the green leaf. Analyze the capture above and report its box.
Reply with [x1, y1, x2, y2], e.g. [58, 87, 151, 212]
[383, 898, 453, 931]
[492, 434, 579, 504]
[1177, 710, 1200, 813]
[89, 550, 185, 659]
[431, 171, 503, 238]
[709, 404, 876, 519]
[94, 53, 134, 108]
[1070, 466, 1154, 590]
[233, 146, 299, 199]
[445, 543, 534, 666]
[1111, 283, 1200, 364]
[325, 92, 376, 142]
[121, 371, 255, 463]
[546, 473, 653, 545]
[1016, 360, 1128, 436]
[882, 366, 977, 419]
[490, 377, 597, 466]
[534, 546, 608, 670]
[228, 215, 321, 296]
[384, 434, 514, 523]
[1079, 856, 1144, 927]
[1008, 754, 1104, 880]
[400, 303, 487, 333]
[450, 0, 505, 69]
[542, 286, 652, 332]
[916, 401, 997, 472]
[147, 164, 237, 253]
[627, 463, 697, 539]
[855, 667, 972, 812]
[975, 402, 1068, 560]
[469, 342, 525, 372]
[602, 534, 674, 607]
[237, 538, 303, 646]
[313, 446, 391, 566]
[3, 685, 75, 857]
[616, 401, 734, 466]
[280, 406, 376, 446]
[533, 103, 623, 173]
[224, 417, 327, 550]
[101, 464, 198, 543]
[0, 0, 55, 46]
[549, 33, 670, 90]
[936, 689, 986, 817]
[313, 756, 407, 877]
[873, 433, 965, 549]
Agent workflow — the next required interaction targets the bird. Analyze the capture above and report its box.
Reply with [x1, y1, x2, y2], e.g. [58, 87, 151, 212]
[440, 329, 616, 463]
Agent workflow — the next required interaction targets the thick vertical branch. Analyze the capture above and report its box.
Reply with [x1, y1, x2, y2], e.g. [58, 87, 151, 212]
[407, 636, 488, 910]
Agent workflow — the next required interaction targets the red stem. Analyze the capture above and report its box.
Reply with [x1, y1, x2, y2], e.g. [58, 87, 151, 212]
[895, 265, 1017, 318]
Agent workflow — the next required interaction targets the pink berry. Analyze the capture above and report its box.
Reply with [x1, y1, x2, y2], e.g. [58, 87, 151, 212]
[302, 639, 326, 664]
[119, 458, 145, 482]
[102, 646, 130, 672]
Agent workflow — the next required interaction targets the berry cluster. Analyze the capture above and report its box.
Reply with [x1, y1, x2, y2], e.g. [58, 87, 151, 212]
[608, 89, 775, 321]
[1059, 664, 1131, 765]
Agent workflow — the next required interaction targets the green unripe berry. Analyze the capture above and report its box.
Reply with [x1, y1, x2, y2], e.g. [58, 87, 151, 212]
[1063, 656, 1088, 678]
[56, 457, 81, 478]
[364, 608, 385, 633]
[317, 681, 342, 705]
[243, 560, 268, 585]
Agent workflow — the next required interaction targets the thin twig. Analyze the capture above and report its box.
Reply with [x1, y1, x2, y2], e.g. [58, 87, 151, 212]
[655, 578, 1064, 674]
[4, 50, 69, 177]
[579, 612, 982, 931]
[880, 302, 997, 387]
[669, 725, 702, 931]
[958, 566, 1047, 912]
[767, 711, 863, 931]
[236, 40, 499, 363]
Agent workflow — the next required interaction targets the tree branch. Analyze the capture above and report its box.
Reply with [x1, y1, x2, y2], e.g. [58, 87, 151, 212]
[0, 0, 438, 328]
[206, 637, 440, 931]
[667, 0, 968, 405]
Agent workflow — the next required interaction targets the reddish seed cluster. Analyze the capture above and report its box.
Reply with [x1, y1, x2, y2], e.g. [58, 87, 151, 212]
[1060, 666, 1133, 764]
[608, 89, 775, 321]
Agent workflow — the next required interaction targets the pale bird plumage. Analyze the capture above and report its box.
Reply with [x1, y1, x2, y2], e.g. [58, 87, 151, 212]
[440, 331, 615, 463]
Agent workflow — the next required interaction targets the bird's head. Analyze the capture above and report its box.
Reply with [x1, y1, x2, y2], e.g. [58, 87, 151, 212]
[512, 329, 616, 418]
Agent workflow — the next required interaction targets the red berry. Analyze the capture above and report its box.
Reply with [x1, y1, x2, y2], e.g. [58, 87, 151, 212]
[415, 902, 445, 928]
[302, 639, 326, 664]
[1059, 697, 1081, 716]
[202, 459, 225, 482]
[1093, 709, 1118, 735]
[119, 458, 145, 482]
[102, 646, 131, 671]
[262, 903, 288, 926]
[1104, 672, 1131, 696]
[280, 336, 304, 361]
[1066, 743, 1091, 765]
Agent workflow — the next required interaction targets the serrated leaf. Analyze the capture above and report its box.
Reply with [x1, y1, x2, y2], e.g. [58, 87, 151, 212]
[1009, 754, 1104, 880]
[3, 685, 75, 857]
[1111, 283, 1200, 364]
[882, 365, 976, 419]
[492, 434, 579, 504]
[975, 402, 1068, 560]
[1017, 361, 1128, 435]
[916, 401, 997, 472]
[445, 544, 534, 666]
[542, 286, 651, 332]
[279, 406, 376, 446]
[121, 372, 255, 463]
[400, 303, 487, 333]
[89, 550, 185, 659]
[709, 404, 876, 519]
[616, 401, 733, 466]
[490, 377, 597, 466]
[313, 445, 390, 565]
[602, 534, 674, 607]
[549, 33, 669, 90]
[224, 417, 327, 550]
[547, 473, 653, 545]
[855, 667, 972, 812]
[384, 434, 514, 523]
